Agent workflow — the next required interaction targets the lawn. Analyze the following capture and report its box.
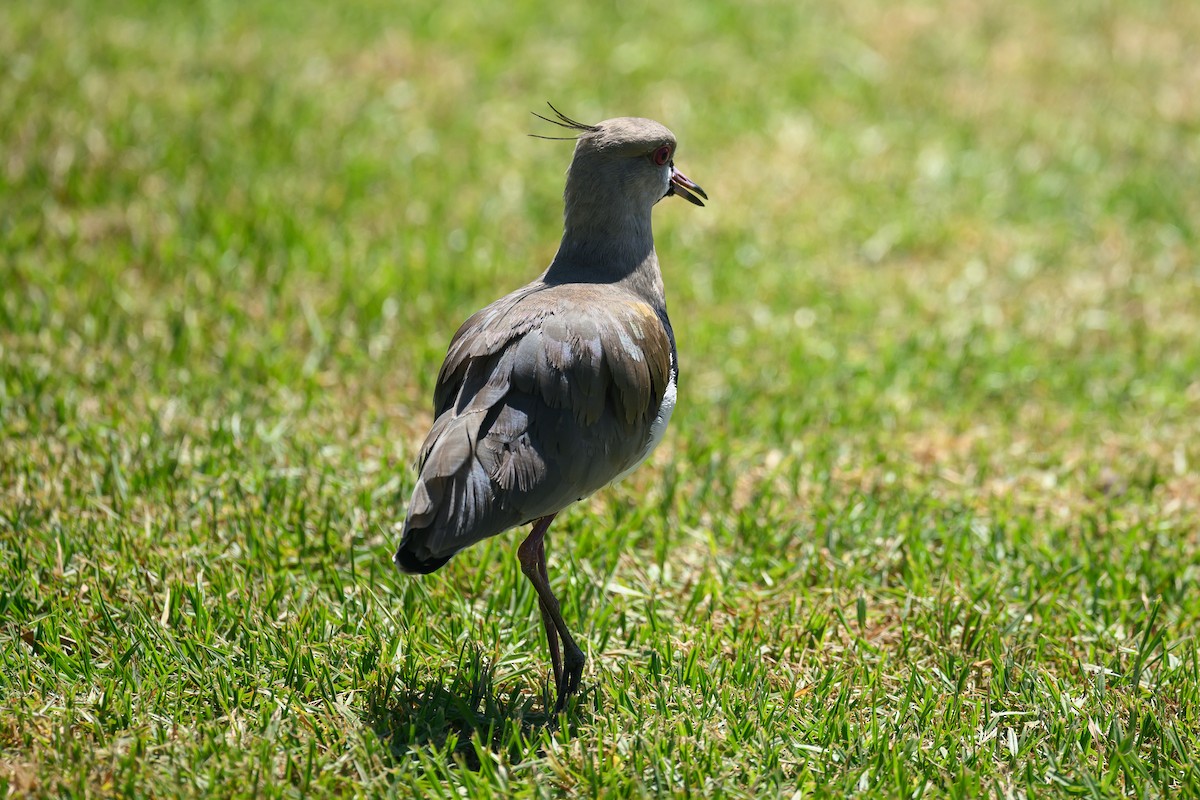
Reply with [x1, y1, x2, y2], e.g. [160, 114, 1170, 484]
[2, 0, 1199, 796]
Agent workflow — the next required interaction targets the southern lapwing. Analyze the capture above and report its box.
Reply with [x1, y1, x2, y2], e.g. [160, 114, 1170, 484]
[394, 105, 706, 713]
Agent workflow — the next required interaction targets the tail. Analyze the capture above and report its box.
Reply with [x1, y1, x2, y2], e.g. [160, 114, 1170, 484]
[393, 409, 519, 575]
[393, 541, 451, 574]
[392, 414, 468, 574]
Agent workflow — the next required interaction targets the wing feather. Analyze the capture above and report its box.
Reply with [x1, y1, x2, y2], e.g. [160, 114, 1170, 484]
[395, 284, 674, 571]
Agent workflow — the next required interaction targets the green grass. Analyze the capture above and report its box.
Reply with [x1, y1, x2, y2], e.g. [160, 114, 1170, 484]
[3, 0, 1199, 796]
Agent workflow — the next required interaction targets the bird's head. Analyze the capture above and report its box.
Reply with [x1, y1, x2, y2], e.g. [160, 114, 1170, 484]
[533, 104, 708, 213]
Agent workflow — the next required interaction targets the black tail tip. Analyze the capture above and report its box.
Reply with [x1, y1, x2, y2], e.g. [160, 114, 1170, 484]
[393, 546, 451, 575]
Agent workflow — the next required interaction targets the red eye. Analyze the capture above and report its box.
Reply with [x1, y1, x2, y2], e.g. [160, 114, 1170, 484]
[652, 145, 672, 166]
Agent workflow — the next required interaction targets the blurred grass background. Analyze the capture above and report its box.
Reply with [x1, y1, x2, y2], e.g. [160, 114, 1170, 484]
[2, 0, 1198, 796]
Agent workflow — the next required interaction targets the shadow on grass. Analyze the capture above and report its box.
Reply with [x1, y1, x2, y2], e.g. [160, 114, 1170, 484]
[363, 646, 593, 771]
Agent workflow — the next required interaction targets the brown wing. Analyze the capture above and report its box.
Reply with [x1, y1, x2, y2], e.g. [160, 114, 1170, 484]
[394, 282, 673, 572]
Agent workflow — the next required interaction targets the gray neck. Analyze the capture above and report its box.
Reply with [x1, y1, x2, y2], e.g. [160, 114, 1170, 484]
[541, 184, 666, 311]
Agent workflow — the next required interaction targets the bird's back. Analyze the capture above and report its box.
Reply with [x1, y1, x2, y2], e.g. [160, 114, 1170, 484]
[394, 280, 675, 573]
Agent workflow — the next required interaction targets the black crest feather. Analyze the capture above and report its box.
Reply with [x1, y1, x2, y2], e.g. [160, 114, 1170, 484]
[529, 102, 598, 140]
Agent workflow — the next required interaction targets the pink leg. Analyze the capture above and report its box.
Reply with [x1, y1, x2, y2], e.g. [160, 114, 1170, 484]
[517, 514, 586, 712]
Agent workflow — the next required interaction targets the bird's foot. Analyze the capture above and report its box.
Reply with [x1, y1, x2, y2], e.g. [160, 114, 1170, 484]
[552, 644, 586, 714]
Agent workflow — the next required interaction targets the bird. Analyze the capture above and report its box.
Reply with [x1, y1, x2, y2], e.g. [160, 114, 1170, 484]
[393, 104, 707, 713]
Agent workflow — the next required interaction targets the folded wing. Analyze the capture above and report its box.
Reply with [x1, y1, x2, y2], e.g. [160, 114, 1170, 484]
[394, 284, 673, 573]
